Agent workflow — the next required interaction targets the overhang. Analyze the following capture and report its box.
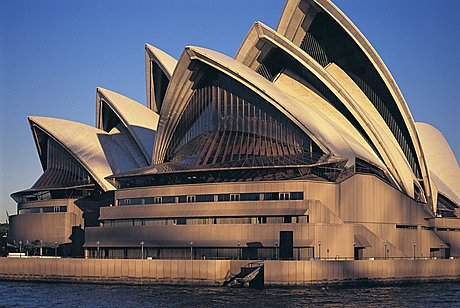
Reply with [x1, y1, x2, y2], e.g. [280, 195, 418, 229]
[99, 203, 309, 220]
[235, 22, 420, 194]
[96, 87, 159, 164]
[274, 0, 433, 204]
[145, 44, 177, 112]
[154, 46, 384, 171]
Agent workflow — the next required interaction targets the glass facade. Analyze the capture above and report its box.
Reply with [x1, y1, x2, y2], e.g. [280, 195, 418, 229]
[118, 191, 303, 205]
[299, 12, 422, 179]
[18, 206, 67, 215]
[103, 215, 309, 227]
[33, 138, 93, 189]
[167, 71, 323, 167]
[90, 246, 314, 260]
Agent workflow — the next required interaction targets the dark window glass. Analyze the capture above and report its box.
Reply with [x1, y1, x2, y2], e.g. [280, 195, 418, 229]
[196, 194, 214, 202]
[118, 199, 129, 205]
[230, 194, 240, 201]
[284, 216, 292, 223]
[162, 196, 176, 204]
[130, 198, 144, 205]
[279, 193, 290, 200]
[264, 193, 279, 200]
[176, 218, 186, 225]
[153, 197, 162, 204]
[144, 198, 154, 204]
[240, 193, 260, 201]
[258, 216, 267, 224]
[43, 207, 54, 213]
[218, 194, 230, 202]
[59, 206, 67, 212]
[290, 192, 304, 200]
[178, 196, 187, 203]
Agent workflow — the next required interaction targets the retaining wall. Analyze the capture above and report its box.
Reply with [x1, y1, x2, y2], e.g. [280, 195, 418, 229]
[0, 258, 459, 285]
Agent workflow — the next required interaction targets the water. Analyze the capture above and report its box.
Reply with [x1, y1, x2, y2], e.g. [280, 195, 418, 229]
[0, 280, 459, 307]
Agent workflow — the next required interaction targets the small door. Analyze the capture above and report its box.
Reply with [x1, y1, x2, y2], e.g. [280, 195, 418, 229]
[280, 231, 293, 260]
[354, 247, 364, 260]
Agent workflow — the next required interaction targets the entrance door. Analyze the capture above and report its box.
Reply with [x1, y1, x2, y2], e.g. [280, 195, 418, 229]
[279, 231, 293, 260]
[354, 247, 363, 260]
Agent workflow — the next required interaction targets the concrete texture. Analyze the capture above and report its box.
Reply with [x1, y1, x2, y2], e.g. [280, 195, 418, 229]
[1, 258, 458, 286]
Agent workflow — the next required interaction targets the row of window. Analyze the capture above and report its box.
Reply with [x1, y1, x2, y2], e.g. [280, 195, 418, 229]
[437, 228, 460, 232]
[396, 225, 460, 232]
[19, 206, 67, 215]
[103, 215, 309, 227]
[396, 225, 418, 230]
[88, 247, 314, 260]
[118, 191, 304, 206]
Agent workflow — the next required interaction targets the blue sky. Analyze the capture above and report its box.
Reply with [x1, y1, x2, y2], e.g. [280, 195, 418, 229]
[0, 0, 459, 222]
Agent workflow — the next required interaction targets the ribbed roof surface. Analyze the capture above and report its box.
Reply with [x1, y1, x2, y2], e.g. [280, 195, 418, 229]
[28, 116, 149, 191]
[155, 45, 384, 171]
[417, 122, 460, 205]
[96, 87, 159, 164]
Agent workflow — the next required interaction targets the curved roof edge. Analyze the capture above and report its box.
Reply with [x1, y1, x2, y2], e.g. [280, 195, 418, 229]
[145, 44, 177, 78]
[96, 87, 159, 164]
[145, 44, 177, 112]
[28, 116, 116, 191]
[154, 45, 385, 172]
[313, 0, 434, 205]
[235, 21, 419, 194]
[275, 0, 433, 205]
[416, 122, 460, 208]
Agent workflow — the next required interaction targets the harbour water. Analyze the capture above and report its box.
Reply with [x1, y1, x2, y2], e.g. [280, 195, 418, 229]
[0, 280, 459, 307]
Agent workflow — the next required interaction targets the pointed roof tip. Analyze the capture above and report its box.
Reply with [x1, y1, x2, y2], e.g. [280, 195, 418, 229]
[145, 43, 156, 52]
[96, 87, 115, 96]
[145, 43, 178, 78]
[28, 115, 50, 123]
[96, 86, 106, 95]
[145, 43, 172, 56]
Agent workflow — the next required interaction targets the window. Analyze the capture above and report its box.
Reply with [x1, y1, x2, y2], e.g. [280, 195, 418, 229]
[130, 198, 144, 205]
[154, 197, 162, 204]
[218, 194, 230, 201]
[118, 198, 144, 205]
[187, 195, 196, 203]
[264, 193, 279, 200]
[240, 193, 260, 201]
[178, 196, 187, 203]
[284, 216, 292, 223]
[144, 198, 154, 204]
[257, 216, 267, 224]
[176, 218, 186, 225]
[230, 194, 240, 201]
[279, 193, 290, 200]
[266, 216, 284, 223]
[290, 192, 304, 200]
[196, 194, 214, 202]
[396, 225, 417, 229]
[162, 196, 176, 204]
[118, 199, 130, 206]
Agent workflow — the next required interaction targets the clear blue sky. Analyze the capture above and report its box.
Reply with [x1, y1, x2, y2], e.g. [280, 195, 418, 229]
[1, 0, 459, 222]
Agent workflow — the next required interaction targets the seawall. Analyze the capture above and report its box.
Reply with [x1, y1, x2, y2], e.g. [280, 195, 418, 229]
[0, 258, 459, 285]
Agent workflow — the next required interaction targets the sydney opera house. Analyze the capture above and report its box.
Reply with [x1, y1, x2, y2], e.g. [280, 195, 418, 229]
[8, 0, 460, 261]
